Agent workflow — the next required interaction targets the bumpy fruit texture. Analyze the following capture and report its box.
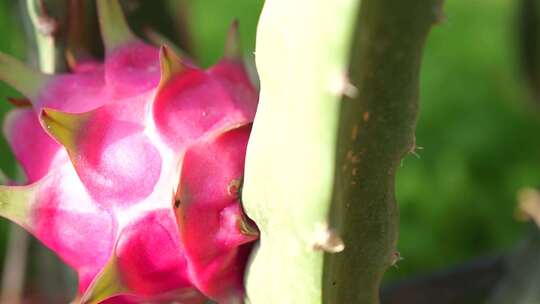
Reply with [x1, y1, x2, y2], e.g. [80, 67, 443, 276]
[0, 1, 258, 303]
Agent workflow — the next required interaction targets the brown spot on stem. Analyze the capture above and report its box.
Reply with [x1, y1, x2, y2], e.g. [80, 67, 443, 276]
[351, 124, 359, 141]
[346, 150, 361, 164]
[363, 112, 370, 122]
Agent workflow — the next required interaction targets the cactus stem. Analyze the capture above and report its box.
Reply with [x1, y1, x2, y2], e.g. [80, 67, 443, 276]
[323, 0, 445, 303]
[24, 0, 66, 73]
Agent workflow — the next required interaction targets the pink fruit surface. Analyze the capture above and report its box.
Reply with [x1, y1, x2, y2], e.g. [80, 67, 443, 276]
[0, 1, 258, 303]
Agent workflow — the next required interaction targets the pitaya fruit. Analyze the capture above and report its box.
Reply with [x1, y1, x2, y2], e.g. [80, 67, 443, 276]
[0, 1, 258, 303]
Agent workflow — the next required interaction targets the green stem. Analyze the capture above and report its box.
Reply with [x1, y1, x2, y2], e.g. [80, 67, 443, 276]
[23, 0, 67, 73]
[323, 1, 444, 303]
[243, 0, 443, 303]
[242, 0, 359, 303]
[0, 2, 70, 304]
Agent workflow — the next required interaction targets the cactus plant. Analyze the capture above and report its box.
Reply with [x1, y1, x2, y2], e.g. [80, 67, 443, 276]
[243, 0, 444, 303]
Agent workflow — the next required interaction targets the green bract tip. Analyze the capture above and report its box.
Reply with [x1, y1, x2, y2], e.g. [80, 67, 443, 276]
[158, 45, 186, 90]
[97, 0, 138, 53]
[0, 184, 36, 228]
[80, 254, 128, 304]
[0, 52, 50, 100]
[40, 108, 91, 154]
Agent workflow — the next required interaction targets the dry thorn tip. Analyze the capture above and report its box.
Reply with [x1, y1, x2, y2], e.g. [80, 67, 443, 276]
[329, 74, 357, 98]
[517, 187, 540, 226]
[312, 224, 345, 253]
[390, 251, 404, 268]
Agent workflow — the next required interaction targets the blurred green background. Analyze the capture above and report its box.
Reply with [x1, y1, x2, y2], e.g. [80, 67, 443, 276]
[1, 0, 540, 298]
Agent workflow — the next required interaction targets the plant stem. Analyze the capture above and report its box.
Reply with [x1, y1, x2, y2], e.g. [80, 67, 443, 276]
[0, 226, 29, 304]
[243, 0, 444, 303]
[242, 0, 359, 303]
[23, 0, 67, 73]
[0, 1, 69, 303]
[323, 1, 444, 303]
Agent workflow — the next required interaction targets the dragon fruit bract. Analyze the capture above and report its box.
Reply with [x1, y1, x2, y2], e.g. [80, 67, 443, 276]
[0, 1, 258, 303]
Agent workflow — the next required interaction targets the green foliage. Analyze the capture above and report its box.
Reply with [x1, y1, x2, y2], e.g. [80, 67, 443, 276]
[0, 2, 25, 179]
[188, 0, 263, 67]
[388, 0, 540, 281]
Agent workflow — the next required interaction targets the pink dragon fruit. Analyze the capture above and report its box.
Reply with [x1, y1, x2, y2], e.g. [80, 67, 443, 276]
[0, 1, 258, 303]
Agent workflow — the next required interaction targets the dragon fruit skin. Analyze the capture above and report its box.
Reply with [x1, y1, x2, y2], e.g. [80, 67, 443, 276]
[0, 1, 258, 303]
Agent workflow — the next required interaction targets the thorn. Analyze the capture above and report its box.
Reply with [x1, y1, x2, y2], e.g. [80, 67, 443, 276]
[517, 187, 540, 226]
[224, 20, 242, 60]
[96, 0, 138, 53]
[408, 136, 422, 158]
[313, 224, 345, 253]
[410, 150, 421, 159]
[411, 145, 424, 158]
[329, 74, 357, 98]
[391, 251, 404, 268]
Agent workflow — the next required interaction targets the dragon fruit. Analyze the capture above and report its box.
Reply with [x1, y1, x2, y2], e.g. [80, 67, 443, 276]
[0, 0, 258, 303]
